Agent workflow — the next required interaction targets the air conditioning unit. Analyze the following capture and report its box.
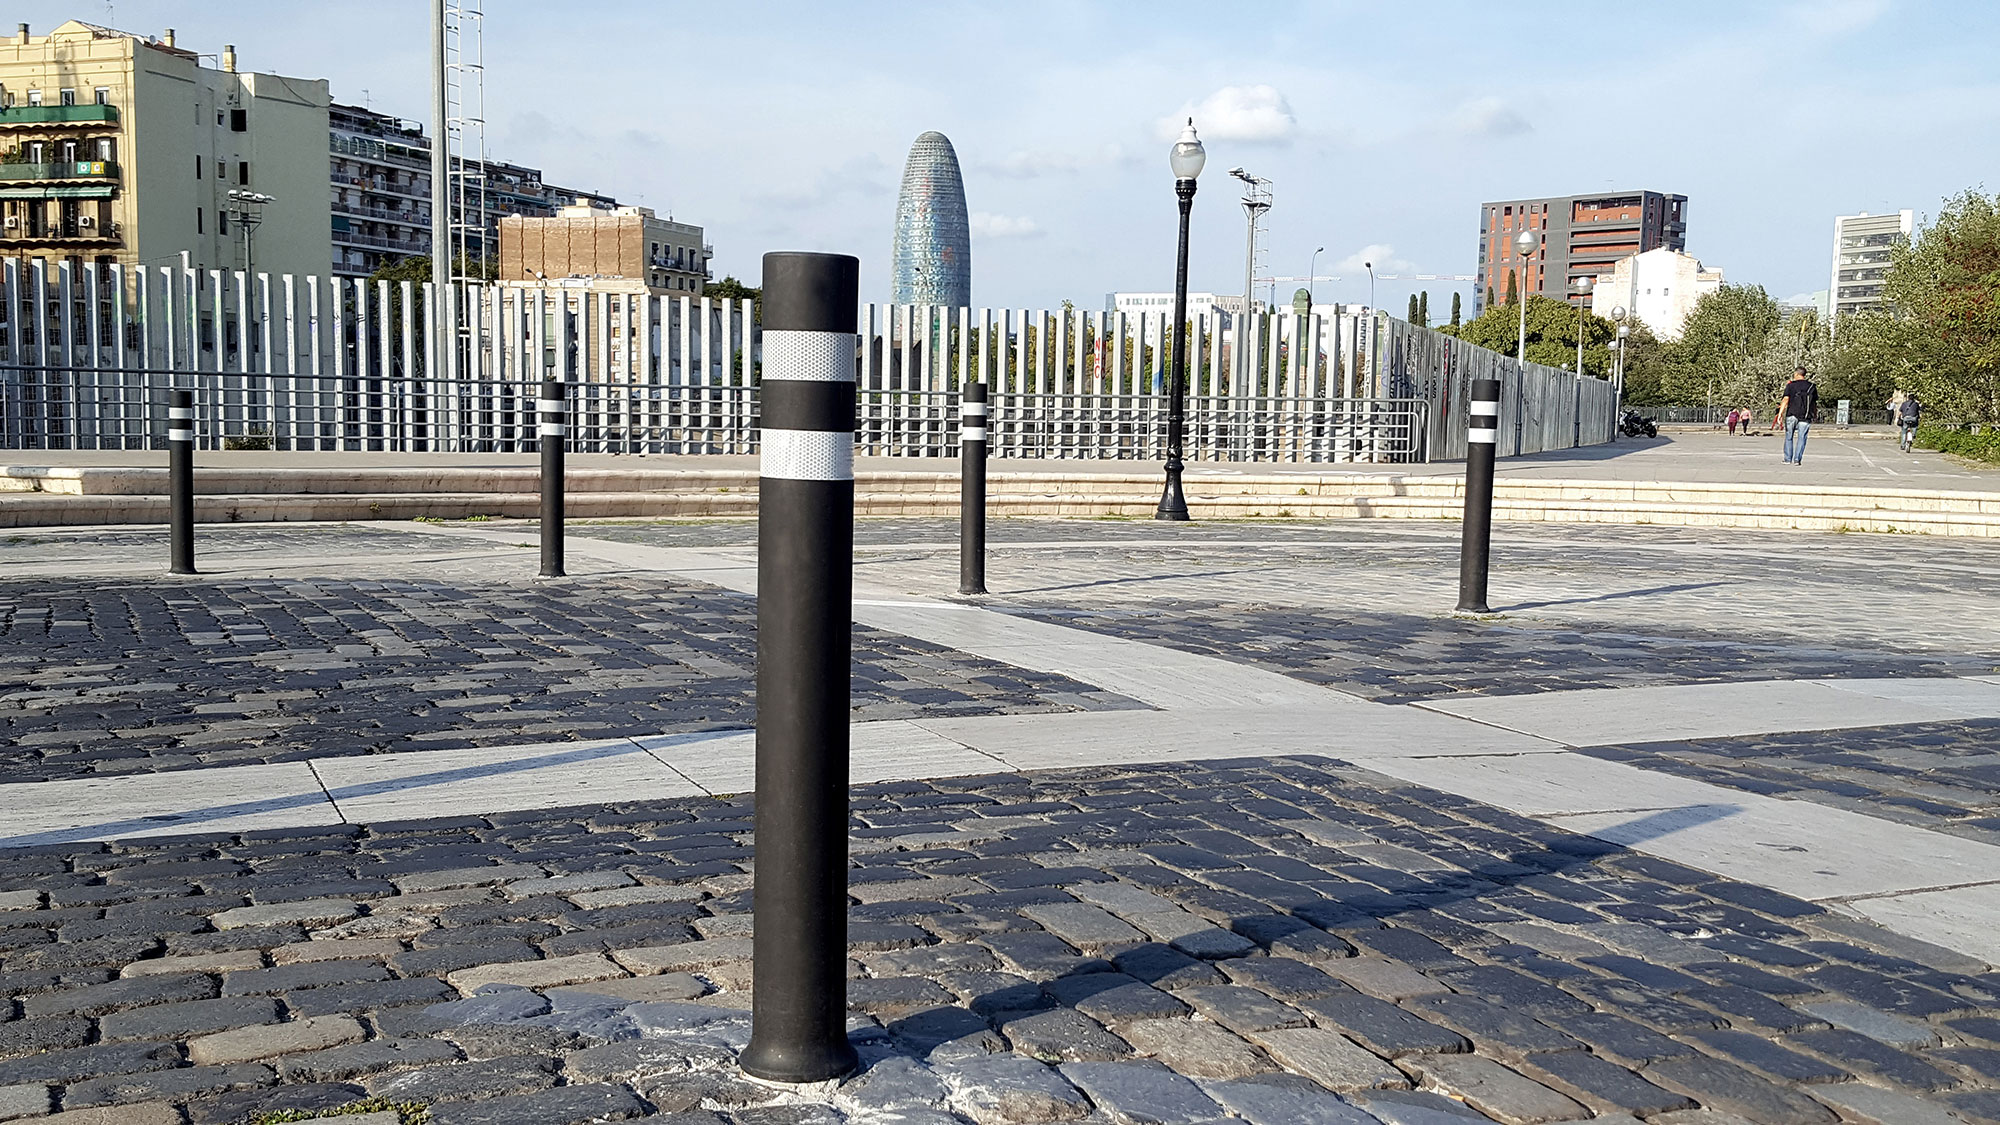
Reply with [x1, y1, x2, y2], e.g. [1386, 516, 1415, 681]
[78, 215, 95, 228]
[2, 217, 16, 229]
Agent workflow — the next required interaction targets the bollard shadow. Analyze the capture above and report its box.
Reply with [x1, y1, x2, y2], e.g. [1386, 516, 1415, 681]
[1500, 580, 1732, 612]
[0, 731, 749, 849]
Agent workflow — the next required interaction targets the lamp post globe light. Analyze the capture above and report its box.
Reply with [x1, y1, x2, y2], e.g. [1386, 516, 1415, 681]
[1574, 275, 1594, 377]
[1156, 119, 1205, 521]
[1514, 228, 1538, 366]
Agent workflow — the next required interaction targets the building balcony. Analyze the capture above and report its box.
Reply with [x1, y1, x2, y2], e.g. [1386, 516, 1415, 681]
[0, 160, 120, 183]
[1, 222, 122, 244]
[0, 104, 120, 128]
[333, 199, 426, 225]
[334, 229, 427, 253]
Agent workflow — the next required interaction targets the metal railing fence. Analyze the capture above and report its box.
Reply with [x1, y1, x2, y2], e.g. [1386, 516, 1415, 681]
[0, 259, 1613, 462]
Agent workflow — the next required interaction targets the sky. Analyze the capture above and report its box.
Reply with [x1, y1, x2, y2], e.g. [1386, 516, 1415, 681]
[28, 0, 2000, 312]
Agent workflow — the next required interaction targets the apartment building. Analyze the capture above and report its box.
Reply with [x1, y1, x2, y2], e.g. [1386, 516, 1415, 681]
[498, 204, 708, 294]
[1828, 210, 1913, 324]
[1475, 190, 1687, 315]
[0, 20, 330, 281]
[328, 103, 628, 279]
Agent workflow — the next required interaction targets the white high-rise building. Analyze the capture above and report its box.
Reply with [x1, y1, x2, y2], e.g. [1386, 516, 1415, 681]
[1829, 210, 1913, 324]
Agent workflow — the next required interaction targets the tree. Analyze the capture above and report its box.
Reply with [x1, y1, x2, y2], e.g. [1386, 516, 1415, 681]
[1407, 294, 1419, 323]
[1660, 285, 1782, 408]
[1485, 287, 1495, 311]
[1444, 293, 1615, 377]
[1450, 292, 1463, 329]
[1504, 271, 1519, 306]
[1418, 291, 1430, 328]
[705, 275, 763, 324]
[1866, 189, 2000, 424]
[1616, 322, 1673, 406]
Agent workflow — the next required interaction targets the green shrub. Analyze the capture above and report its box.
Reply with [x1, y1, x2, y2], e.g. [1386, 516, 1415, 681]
[222, 428, 273, 451]
[1914, 425, 2000, 463]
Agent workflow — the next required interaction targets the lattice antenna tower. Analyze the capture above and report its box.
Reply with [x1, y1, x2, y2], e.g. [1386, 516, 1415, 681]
[443, 0, 489, 285]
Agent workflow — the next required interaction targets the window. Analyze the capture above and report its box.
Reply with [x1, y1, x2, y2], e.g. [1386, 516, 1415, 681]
[96, 138, 113, 161]
[217, 110, 225, 126]
[219, 211, 229, 235]
[94, 87, 110, 105]
[238, 161, 249, 185]
[59, 88, 76, 106]
[195, 155, 202, 179]
[196, 208, 203, 234]
[230, 109, 246, 132]
[26, 89, 42, 106]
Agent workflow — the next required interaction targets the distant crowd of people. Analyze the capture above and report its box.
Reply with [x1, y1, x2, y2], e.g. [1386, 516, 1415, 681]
[1715, 374, 1923, 464]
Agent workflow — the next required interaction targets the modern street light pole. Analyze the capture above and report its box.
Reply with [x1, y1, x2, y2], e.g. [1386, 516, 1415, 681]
[1574, 276, 1593, 377]
[1514, 229, 1539, 367]
[1156, 120, 1205, 522]
[1365, 261, 1375, 314]
[222, 190, 272, 280]
[1227, 167, 1271, 395]
[1308, 246, 1324, 308]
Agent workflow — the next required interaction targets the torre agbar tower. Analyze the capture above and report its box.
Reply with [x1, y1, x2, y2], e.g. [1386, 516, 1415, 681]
[891, 131, 971, 307]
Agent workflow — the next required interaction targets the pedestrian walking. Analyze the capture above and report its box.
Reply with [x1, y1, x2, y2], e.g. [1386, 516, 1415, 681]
[1887, 390, 1907, 427]
[1726, 408, 1742, 436]
[1898, 393, 1923, 452]
[1780, 367, 1819, 465]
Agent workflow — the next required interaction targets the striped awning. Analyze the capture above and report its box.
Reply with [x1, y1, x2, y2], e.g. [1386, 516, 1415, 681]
[0, 184, 116, 200]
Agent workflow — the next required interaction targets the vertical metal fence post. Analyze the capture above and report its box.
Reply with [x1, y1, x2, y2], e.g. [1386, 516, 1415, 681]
[168, 389, 196, 575]
[740, 250, 860, 1085]
[539, 378, 566, 578]
[959, 380, 987, 595]
[1456, 378, 1501, 613]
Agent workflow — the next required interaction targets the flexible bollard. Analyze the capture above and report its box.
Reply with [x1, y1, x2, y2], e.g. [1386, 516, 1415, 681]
[168, 389, 196, 575]
[539, 378, 565, 578]
[959, 381, 988, 596]
[1455, 378, 1501, 612]
[740, 251, 861, 1085]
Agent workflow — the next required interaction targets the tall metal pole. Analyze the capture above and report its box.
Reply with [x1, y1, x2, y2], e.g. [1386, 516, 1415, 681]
[430, 0, 450, 300]
[741, 251, 861, 1086]
[1158, 178, 1196, 521]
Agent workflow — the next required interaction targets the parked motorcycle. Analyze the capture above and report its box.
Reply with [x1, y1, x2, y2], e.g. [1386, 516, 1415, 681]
[1619, 410, 1658, 438]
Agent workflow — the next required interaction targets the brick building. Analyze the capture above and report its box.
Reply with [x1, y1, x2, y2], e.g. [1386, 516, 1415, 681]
[1475, 191, 1687, 316]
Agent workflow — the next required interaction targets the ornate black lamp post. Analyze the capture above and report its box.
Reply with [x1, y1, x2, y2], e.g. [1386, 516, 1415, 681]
[1156, 119, 1206, 520]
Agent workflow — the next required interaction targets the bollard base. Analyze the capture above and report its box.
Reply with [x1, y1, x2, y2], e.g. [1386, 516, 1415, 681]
[1454, 599, 1492, 614]
[739, 1035, 858, 1086]
[958, 583, 987, 596]
[1155, 467, 1190, 521]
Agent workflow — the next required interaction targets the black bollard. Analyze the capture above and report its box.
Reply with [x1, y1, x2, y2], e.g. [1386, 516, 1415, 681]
[539, 378, 566, 578]
[1455, 378, 1501, 612]
[168, 389, 196, 575]
[959, 381, 987, 596]
[739, 251, 861, 1085]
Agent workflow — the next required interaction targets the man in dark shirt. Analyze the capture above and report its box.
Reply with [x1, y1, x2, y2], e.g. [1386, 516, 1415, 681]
[1780, 367, 1819, 465]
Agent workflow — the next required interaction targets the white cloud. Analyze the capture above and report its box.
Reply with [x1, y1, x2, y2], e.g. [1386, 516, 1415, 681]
[1446, 97, 1531, 139]
[1335, 245, 1416, 275]
[971, 212, 1042, 239]
[1158, 85, 1297, 144]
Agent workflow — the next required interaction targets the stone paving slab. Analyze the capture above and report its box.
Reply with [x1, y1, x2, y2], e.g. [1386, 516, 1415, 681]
[0, 758, 1994, 1123]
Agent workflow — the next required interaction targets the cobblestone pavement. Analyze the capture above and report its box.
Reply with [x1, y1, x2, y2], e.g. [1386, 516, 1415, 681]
[0, 759, 1996, 1124]
[999, 602, 1989, 704]
[0, 527, 1132, 785]
[1584, 719, 2000, 845]
[570, 518, 2000, 664]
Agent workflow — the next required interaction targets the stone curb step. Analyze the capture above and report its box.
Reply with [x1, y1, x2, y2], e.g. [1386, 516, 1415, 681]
[4, 487, 1998, 535]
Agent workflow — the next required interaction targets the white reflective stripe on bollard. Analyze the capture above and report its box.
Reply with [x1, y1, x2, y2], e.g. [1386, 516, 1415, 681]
[538, 399, 565, 414]
[1470, 400, 1500, 416]
[169, 408, 194, 421]
[761, 429, 855, 481]
[961, 403, 989, 417]
[539, 423, 566, 437]
[168, 428, 194, 443]
[762, 331, 855, 381]
[962, 427, 988, 442]
[1469, 430, 1497, 444]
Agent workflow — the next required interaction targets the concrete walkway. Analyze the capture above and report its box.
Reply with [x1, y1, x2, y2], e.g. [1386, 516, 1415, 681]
[9, 430, 1996, 491]
[10, 519, 2000, 967]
